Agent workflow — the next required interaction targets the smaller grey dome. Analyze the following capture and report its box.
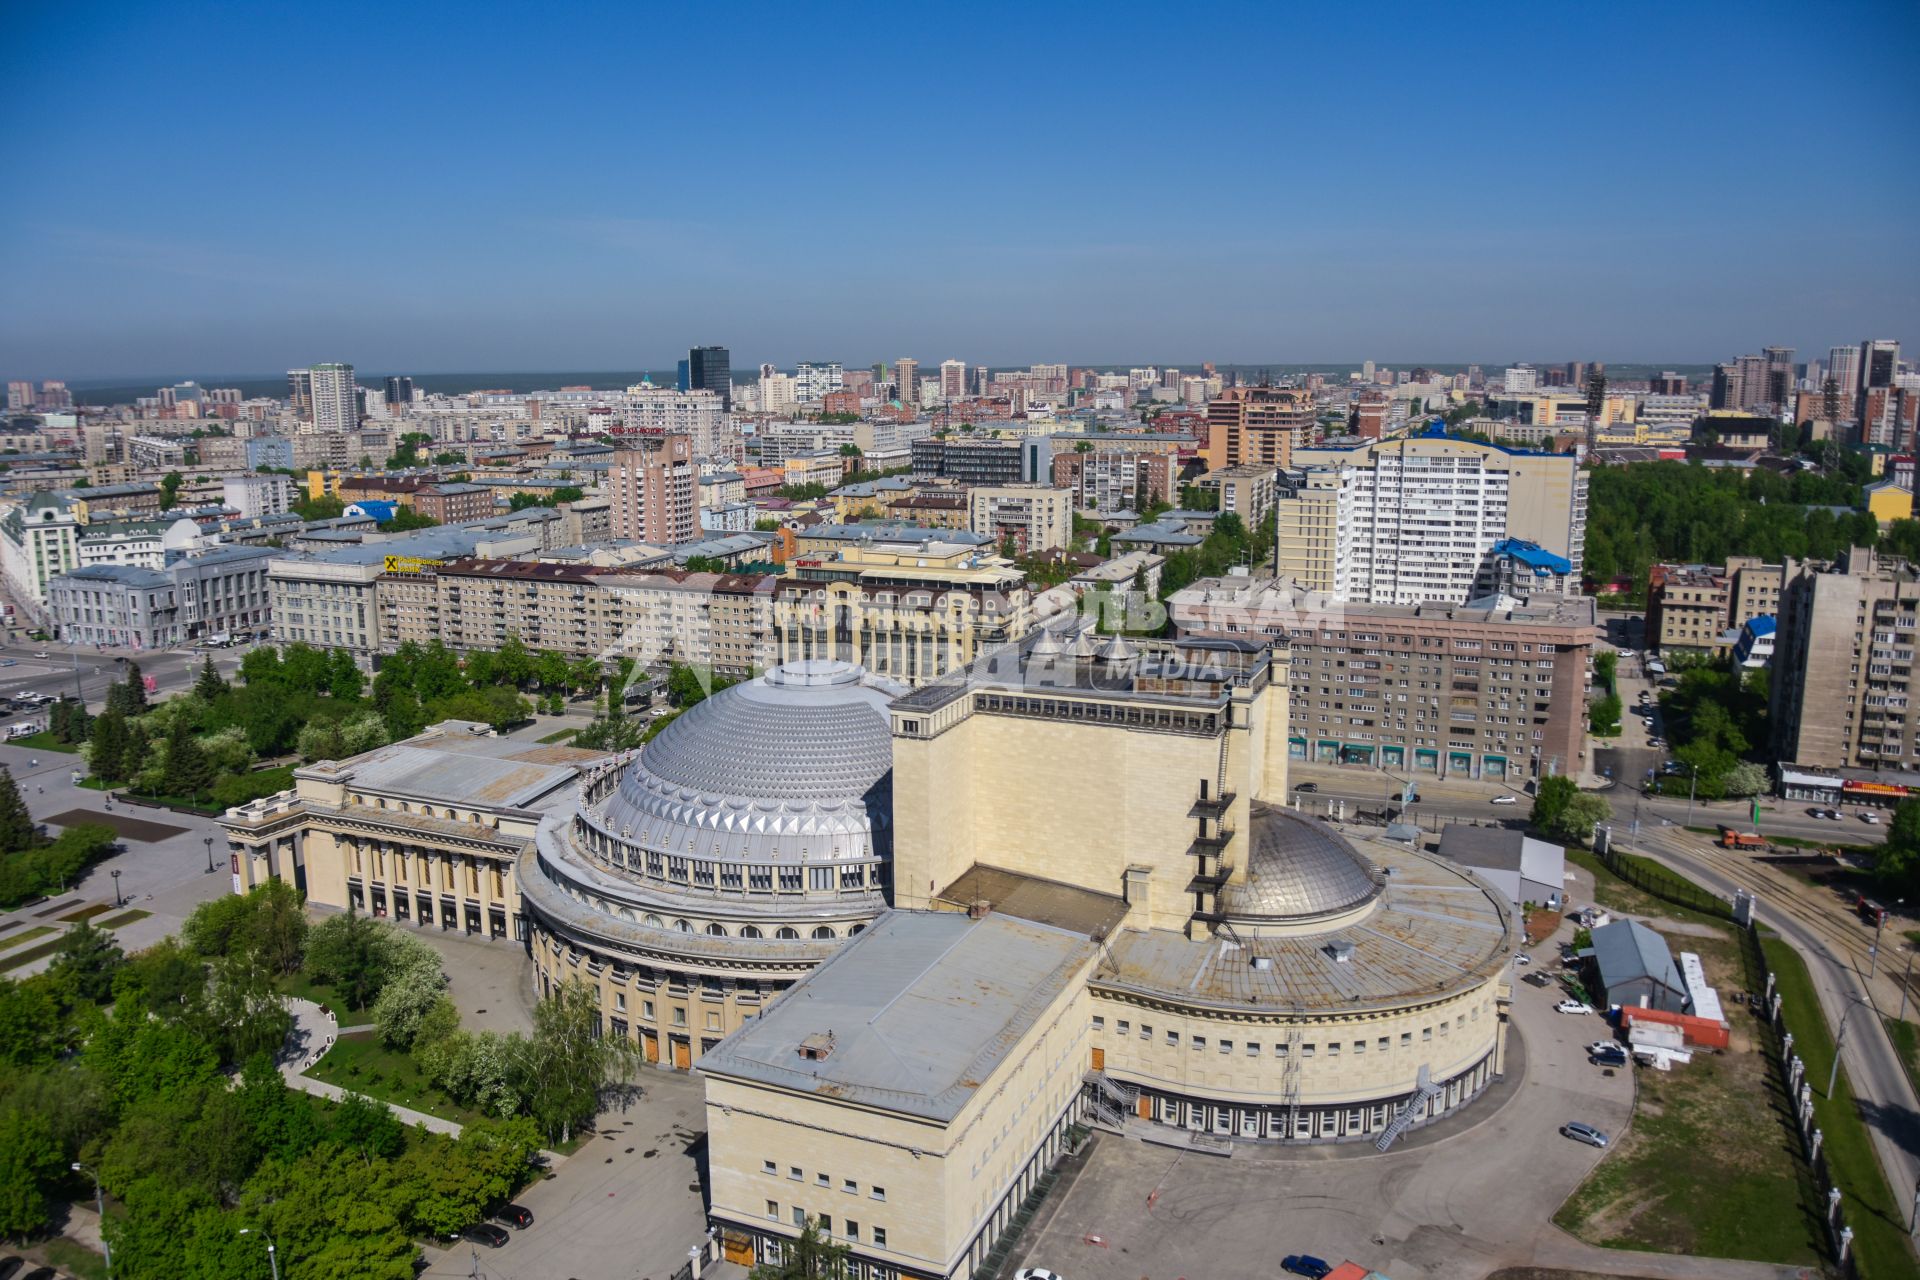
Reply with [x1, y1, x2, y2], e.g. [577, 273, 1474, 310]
[1098, 635, 1139, 663]
[1219, 803, 1383, 922]
[1029, 628, 1066, 658]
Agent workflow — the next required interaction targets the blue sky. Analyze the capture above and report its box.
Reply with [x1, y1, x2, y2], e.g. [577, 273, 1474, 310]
[4, 0, 1916, 379]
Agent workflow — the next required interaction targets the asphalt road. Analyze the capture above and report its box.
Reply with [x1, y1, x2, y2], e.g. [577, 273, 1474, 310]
[0, 637, 251, 731]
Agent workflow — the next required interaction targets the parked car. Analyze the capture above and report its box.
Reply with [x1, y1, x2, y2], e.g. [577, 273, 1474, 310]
[1591, 1046, 1629, 1067]
[1862, 813, 1881, 825]
[1555, 1000, 1595, 1015]
[495, 1204, 534, 1229]
[1523, 971, 1554, 987]
[18, 1268, 56, 1280]
[1514, 952, 1532, 965]
[0, 1256, 24, 1280]
[1014, 1270, 1066, 1280]
[1586, 1040, 1620, 1056]
[1294, 782, 1319, 793]
[1491, 794, 1518, 805]
[1281, 1258, 1332, 1279]
[1562, 1121, 1610, 1148]
[462, 1224, 510, 1249]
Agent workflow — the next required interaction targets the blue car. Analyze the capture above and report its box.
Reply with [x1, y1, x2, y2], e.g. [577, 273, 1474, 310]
[1281, 1257, 1332, 1279]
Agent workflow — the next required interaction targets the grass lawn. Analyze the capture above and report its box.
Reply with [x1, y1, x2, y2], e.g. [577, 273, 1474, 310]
[304, 1031, 488, 1127]
[58, 903, 109, 923]
[1884, 1018, 1920, 1101]
[45, 1239, 109, 1280]
[97, 907, 151, 928]
[0, 935, 65, 972]
[7, 730, 79, 753]
[0, 924, 55, 952]
[1566, 848, 1728, 928]
[276, 971, 364, 1016]
[1763, 935, 1915, 1279]
[1554, 920, 1825, 1267]
[536, 727, 579, 744]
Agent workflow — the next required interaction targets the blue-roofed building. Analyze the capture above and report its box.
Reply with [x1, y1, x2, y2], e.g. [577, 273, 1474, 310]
[1483, 537, 1572, 597]
[1733, 614, 1776, 668]
[344, 499, 399, 524]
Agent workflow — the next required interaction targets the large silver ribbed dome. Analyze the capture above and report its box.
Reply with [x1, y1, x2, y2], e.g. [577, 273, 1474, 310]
[1217, 803, 1383, 922]
[598, 660, 905, 865]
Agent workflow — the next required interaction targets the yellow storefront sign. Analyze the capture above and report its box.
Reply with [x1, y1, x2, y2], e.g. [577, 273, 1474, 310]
[382, 555, 442, 574]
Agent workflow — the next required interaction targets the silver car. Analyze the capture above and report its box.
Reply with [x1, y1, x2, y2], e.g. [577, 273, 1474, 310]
[1563, 1121, 1609, 1148]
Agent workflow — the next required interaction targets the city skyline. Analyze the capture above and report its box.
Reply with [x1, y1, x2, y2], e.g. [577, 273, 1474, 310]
[4, 1, 1916, 376]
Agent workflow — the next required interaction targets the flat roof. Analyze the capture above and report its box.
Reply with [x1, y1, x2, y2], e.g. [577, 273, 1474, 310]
[696, 908, 1097, 1123]
[300, 724, 605, 809]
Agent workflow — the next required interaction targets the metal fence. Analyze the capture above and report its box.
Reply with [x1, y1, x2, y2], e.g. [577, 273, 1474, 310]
[1597, 845, 1733, 920]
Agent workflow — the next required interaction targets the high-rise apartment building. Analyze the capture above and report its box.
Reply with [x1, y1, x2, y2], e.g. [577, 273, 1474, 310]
[308, 363, 357, 434]
[1862, 339, 1901, 394]
[384, 376, 414, 408]
[688, 345, 732, 411]
[1710, 362, 1742, 411]
[1281, 432, 1588, 606]
[791, 361, 843, 402]
[1763, 347, 1796, 411]
[286, 368, 313, 418]
[624, 388, 726, 456]
[1203, 386, 1316, 471]
[939, 359, 967, 400]
[1827, 345, 1861, 403]
[1650, 372, 1689, 396]
[1771, 547, 1920, 770]
[610, 434, 700, 544]
[894, 357, 919, 405]
[6, 381, 32, 412]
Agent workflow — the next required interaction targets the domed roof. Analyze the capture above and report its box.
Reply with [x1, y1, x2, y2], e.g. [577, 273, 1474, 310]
[596, 660, 905, 864]
[1217, 803, 1383, 923]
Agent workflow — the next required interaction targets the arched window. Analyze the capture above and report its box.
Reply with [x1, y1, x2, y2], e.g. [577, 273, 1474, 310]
[704, 923, 727, 937]
[673, 919, 692, 933]
[643, 913, 663, 927]
[775, 926, 799, 940]
[811, 925, 835, 940]
[739, 926, 763, 939]
[849, 923, 866, 936]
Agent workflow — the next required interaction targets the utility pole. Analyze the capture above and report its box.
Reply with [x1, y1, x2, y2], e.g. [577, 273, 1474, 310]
[1829, 998, 1868, 1099]
[72, 1163, 110, 1279]
[1900, 945, 1915, 1022]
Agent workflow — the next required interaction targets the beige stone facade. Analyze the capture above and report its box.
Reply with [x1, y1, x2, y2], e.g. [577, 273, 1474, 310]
[773, 543, 1032, 687]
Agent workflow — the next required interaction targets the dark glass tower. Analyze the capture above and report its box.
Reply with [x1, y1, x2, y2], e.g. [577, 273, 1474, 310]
[688, 345, 731, 410]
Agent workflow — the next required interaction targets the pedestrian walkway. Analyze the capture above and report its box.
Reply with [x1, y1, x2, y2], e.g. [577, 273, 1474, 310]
[278, 995, 464, 1136]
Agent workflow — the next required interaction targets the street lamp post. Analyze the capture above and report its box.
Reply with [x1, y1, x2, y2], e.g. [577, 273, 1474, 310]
[239, 1229, 280, 1280]
[204, 835, 216, 875]
[72, 1162, 110, 1278]
[1868, 900, 1904, 983]
[111, 868, 122, 908]
[1829, 997, 1871, 1099]
[1900, 945, 1916, 1022]
[1686, 762, 1698, 828]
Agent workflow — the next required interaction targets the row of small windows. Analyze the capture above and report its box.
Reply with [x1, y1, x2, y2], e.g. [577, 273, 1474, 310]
[1091, 1008, 1480, 1051]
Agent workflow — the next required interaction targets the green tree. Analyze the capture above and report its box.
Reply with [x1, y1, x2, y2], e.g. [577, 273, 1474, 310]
[1588, 692, 1622, 735]
[534, 649, 569, 691]
[1548, 793, 1612, 847]
[304, 908, 392, 1009]
[162, 715, 215, 800]
[1879, 798, 1920, 894]
[0, 766, 40, 852]
[749, 1216, 851, 1280]
[514, 978, 637, 1144]
[383, 506, 438, 531]
[194, 653, 227, 700]
[0, 1106, 64, 1241]
[160, 471, 184, 510]
[328, 648, 365, 700]
[371, 935, 445, 1049]
[1530, 774, 1576, 834]
[47, 921, 125, 1003]
[494, 635, 533, 688]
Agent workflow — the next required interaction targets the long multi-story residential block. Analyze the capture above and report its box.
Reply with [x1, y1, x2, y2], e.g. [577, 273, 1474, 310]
[772, 541, 1031, 685]
[1194, 463, 1279, 527]
[378, 558, 777, 674]
[911, 436, 1051, 486]
[1171, 573, 1593, 779]
[1279, 431, 1587, 605]
[1771, 547, 1920, 772]
[1050, 449, 1174, 514]
[967, 484, 1072, 552]
[1646, 556, 1784, 654]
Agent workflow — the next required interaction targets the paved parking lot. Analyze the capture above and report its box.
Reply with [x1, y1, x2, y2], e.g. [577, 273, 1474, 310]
[420, 1068, 712, 1280]
[1007, 948, 1803, 1280]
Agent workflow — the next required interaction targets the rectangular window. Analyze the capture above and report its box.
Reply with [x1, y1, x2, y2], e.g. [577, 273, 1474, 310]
[873, 1227, 887, 1247]
[792, 1207, 805, 1227]
[843, 1179, 857, 1195]
[763, 1160, 777, 1175]
[816, 1172, 829, 1187]
[789, 1167, 802, 1181]
[871, 1186, 886, 1202]
[1247, 1043, 1261, 1056]
[1219, 1040, 1232, 1055]
[845, 1221, 859, 1241]
[1165, 1030, 1178, 1046]
[1091, 1016, 1105, 1031]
